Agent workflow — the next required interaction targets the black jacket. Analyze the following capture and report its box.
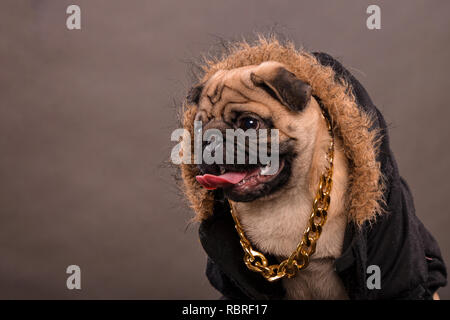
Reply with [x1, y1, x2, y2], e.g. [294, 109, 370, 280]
[198, 52, 447, 300]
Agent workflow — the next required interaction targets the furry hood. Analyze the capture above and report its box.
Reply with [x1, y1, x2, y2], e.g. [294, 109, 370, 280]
[181, 37, 383, 225]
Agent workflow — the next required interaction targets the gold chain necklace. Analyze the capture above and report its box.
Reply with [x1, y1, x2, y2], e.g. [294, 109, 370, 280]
[228, 108, 334, 282]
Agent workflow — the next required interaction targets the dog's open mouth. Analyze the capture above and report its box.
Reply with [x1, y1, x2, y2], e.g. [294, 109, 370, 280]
[196, 160, 286, 194]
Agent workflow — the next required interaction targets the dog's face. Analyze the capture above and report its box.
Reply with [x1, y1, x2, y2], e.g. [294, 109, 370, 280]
[190, 61, 326, 203]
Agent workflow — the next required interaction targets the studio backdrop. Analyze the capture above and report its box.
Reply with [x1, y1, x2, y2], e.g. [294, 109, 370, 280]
[0, 0, 449, 299]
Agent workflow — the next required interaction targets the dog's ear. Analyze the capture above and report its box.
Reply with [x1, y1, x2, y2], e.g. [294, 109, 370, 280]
[250, 62, 311, 112]
[187, 84, 204, 105]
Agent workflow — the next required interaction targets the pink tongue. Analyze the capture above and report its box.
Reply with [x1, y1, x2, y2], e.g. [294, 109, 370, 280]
[196, 171, 247, 190]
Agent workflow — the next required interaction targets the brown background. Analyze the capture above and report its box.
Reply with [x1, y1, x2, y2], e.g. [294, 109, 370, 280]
[0, 0, 449, 299]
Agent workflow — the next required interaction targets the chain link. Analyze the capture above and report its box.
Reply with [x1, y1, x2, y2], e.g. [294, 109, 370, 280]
[229, 108, 334, 282]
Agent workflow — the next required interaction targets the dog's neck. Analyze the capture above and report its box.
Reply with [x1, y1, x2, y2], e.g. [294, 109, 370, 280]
[232, 106, 349, 262]
[231, 107, 350, 299]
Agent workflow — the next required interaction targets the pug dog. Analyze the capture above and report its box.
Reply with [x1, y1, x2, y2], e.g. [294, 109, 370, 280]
[188, 61, 349, 299]
[178, 39, 446, 300]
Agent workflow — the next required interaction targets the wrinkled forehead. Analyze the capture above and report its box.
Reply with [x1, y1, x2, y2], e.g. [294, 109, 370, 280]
[197, 65, 269, 117]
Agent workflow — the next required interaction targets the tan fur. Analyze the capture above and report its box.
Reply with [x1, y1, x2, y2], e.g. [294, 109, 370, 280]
[283, 260, 348, 299]
[181, 37, 384, 226]
[230, 97, 349, 299]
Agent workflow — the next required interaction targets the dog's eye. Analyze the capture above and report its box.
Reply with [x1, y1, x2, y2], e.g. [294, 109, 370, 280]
[238, 117, 260, 130]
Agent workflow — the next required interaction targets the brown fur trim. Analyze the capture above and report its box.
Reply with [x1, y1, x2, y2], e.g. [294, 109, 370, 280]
[181, 37, 384, 226]
[180, 105, 215, 221]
